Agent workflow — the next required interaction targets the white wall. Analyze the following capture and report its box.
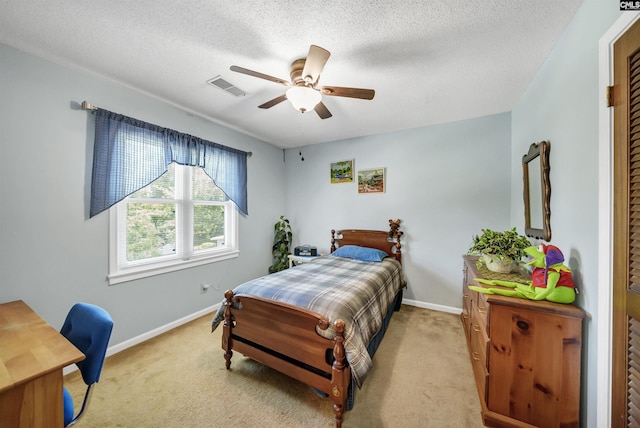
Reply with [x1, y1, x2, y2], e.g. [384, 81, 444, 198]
[284, 112, 512, 309]
[510, 0, 621, 425]
[0, 43, 284, 344]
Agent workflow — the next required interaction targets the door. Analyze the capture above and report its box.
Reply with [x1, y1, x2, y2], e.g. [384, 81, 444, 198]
[612, 17, 640, 427]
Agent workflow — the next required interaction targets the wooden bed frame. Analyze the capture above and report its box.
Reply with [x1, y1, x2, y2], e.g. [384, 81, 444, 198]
[221, 219, 403, 427]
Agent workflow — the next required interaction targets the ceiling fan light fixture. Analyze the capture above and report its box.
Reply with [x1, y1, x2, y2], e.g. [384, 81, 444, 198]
[230, 45, 373, 119]
[286, 86, 321, 113]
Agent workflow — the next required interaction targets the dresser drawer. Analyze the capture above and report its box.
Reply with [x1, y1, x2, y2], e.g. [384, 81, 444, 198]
[470, 307, 489, 370]
[462, 285, 472, 318]
[470, 330, 489, 403]
[474, 291, 488, 326]
[470, 291, 489, 337]
[462, 284, 472, 340]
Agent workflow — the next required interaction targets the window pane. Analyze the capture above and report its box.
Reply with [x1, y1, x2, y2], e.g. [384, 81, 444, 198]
[126, 202, 176, 261]
[193, 167, 226, 201]
[130, 163, 175, 199]
[193, 204, 225, 251]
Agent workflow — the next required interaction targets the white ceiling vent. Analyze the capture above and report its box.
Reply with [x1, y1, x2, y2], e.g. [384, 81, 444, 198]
[207, 76, 246, 97]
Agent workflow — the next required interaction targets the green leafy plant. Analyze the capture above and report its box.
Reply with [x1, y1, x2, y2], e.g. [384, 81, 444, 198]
[268, 215, 293, 274]
[468, 227, 531, 262]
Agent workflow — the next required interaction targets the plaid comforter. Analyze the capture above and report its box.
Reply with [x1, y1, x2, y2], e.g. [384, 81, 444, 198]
[211, 255, 405, 387]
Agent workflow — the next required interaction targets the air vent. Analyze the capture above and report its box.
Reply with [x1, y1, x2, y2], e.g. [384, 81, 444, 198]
[207, 76, 246, 97]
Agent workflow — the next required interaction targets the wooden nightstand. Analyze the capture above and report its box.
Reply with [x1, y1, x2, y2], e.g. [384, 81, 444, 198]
[288, 254, 322, 268]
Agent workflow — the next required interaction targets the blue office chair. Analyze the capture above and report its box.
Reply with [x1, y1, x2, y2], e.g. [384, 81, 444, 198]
[60, 303, 113, 427]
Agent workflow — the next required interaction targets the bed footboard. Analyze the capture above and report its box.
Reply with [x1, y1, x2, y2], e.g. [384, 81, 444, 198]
[222, 290, 351, 427]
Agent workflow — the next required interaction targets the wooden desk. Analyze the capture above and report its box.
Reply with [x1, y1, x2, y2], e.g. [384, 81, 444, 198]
[0, 300, 85, 428]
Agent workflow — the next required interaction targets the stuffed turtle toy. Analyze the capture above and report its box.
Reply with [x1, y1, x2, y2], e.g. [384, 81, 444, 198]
[469, 244, 576, 304]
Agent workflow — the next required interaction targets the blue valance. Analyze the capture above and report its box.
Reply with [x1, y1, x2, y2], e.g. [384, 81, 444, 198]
[90, 108, 248, 217]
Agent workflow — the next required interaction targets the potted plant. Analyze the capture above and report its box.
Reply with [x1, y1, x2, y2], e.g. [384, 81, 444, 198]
[467, 227, 530, 273]
[268, 215, 293, 274]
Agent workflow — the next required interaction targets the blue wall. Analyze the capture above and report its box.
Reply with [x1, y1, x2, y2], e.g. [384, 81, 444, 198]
[511, 0, 620, 425]
[284, 112, 512, 309]
[0, 43, 285, 344]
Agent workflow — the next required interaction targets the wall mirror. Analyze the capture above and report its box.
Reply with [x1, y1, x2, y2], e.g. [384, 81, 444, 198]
[522, 140, 551, 241]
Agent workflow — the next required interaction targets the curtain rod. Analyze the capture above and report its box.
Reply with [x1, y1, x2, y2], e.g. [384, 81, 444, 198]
[80, 101, 252, 157]
[81, 100, 98, 111]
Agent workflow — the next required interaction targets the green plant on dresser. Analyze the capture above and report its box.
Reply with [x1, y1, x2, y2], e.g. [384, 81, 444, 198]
[467, 227, 530, 273]
[268, 215, 293, 274]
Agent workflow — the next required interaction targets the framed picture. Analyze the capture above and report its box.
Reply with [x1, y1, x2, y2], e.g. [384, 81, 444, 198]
[330, 159, 354, 184]
[358, 168, 386, 194]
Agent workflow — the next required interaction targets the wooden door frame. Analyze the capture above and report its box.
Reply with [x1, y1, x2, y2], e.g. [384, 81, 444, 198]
[598, 11, 640, 427]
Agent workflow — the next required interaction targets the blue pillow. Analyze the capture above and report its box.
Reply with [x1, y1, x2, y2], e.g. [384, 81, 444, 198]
[331, 245, 389, 262]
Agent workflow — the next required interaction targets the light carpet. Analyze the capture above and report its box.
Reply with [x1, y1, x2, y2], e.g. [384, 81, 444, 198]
[63, 305, 483, 427]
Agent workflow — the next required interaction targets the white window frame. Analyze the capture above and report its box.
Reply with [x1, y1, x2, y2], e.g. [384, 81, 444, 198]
[107, 164, 239, 285]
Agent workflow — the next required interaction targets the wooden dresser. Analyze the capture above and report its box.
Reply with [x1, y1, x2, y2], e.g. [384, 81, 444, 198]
[461, 256, 585, 428]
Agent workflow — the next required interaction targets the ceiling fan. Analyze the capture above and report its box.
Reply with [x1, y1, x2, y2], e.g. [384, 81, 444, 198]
[230, 45, 375, 119]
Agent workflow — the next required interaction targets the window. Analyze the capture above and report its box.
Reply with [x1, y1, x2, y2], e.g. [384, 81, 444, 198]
[108, 162, 238, 284]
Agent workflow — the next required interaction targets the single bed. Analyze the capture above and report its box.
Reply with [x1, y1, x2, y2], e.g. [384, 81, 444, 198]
[210, 220, 405, 427]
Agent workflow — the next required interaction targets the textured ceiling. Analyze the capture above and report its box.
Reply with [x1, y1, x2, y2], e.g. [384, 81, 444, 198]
[0, 1, 583, 149]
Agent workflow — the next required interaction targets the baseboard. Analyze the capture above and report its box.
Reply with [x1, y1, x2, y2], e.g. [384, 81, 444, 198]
[64, 303, 220, 376]
[64, 299, 460, 376]
[401, 298, 461, 315]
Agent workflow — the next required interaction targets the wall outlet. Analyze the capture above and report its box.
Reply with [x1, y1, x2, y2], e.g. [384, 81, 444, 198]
[200, 283, 210, 294]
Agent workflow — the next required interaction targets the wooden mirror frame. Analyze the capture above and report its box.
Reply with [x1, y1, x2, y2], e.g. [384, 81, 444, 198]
[523, 141, 551, 241]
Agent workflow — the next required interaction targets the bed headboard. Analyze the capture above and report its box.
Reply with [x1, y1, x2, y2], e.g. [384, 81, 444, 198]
[330, 219, 403, 263]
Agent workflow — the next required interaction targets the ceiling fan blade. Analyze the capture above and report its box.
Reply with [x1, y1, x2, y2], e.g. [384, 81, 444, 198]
[302, 45, 330, 85]
[258, 94, 288, 109]
[314, 102, 332, 119]
[230, 65, 290, 86]
[320, 85, 375, 100]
